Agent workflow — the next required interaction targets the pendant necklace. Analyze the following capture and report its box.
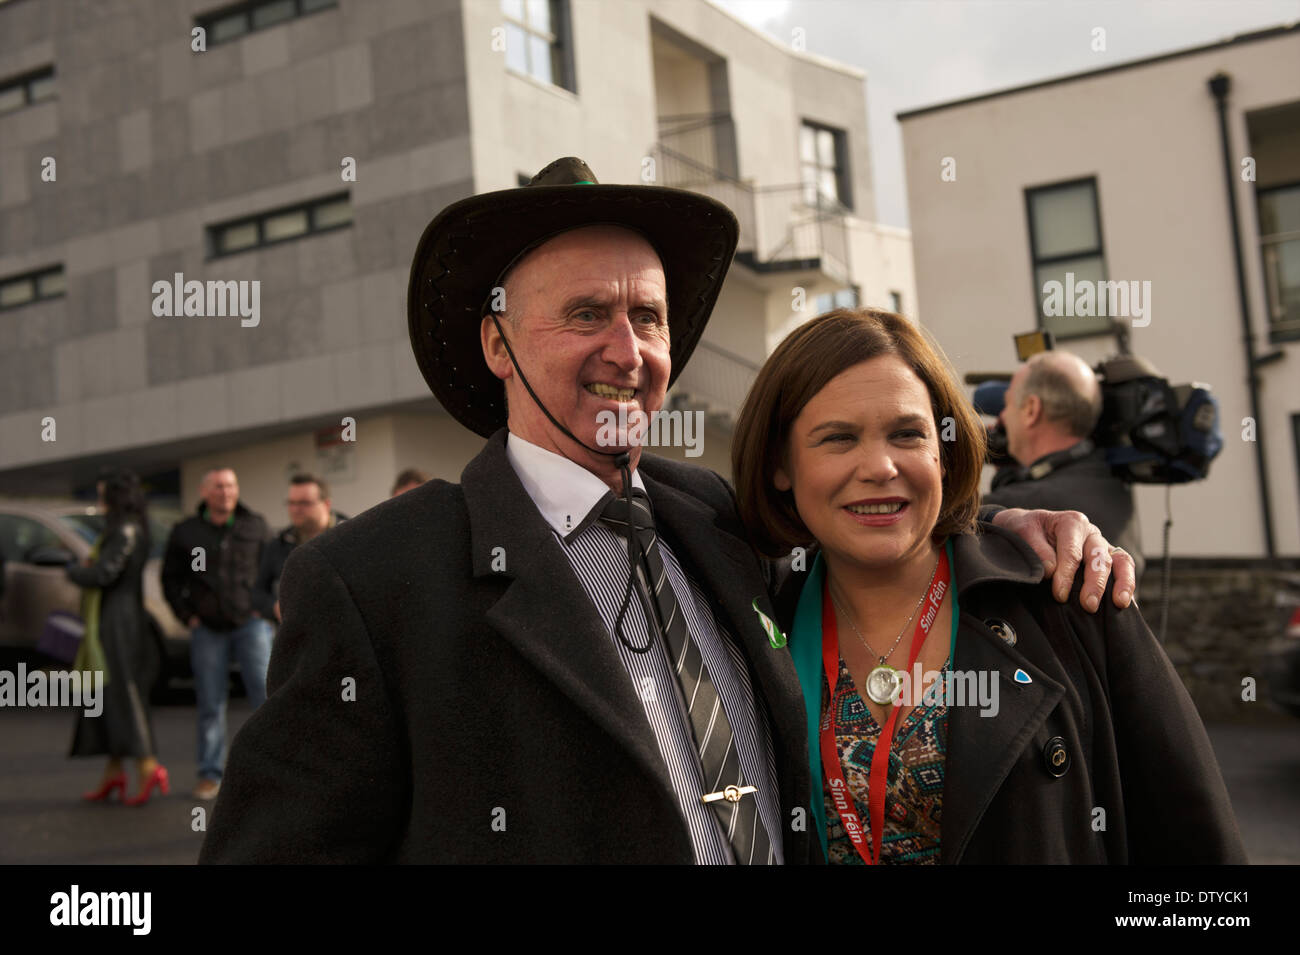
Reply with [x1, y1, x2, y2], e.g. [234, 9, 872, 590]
[828, 558, 940, 706]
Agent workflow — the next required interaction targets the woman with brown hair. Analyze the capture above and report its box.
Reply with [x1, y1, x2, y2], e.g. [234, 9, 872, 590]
[732, 308, 1244, 864]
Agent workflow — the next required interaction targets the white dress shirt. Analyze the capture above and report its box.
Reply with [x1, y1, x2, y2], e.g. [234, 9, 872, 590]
[505, 432, 783, 864]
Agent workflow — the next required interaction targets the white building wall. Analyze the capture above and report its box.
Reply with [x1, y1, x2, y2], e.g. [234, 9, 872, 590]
[851, 221, 916, 314]
[461, 0, 657, 191]
[182, 413, 400, 524]
[900, 31, 1300, 557]
[181, 408, 487, 524]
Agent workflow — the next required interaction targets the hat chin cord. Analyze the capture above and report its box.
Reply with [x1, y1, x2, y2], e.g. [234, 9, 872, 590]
[490, 313, 652, 653]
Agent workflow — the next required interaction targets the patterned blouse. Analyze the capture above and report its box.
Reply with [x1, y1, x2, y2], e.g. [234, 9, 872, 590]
[822, 653, 951, 864]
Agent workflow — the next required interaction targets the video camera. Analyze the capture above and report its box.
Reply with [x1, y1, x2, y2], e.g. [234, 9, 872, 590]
[969, 331, 1223, 485]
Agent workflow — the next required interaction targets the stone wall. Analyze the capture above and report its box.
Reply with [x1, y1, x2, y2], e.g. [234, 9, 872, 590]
[1142, 556, 1300, 724]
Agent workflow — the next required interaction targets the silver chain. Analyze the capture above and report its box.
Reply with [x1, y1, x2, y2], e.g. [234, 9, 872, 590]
[828, 557, 939, 665]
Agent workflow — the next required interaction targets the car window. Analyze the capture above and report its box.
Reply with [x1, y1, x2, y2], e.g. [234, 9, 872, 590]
[0, 514, 65, 562]
[59, 514, 103, 545]
[147, 513, 178, 559]
[59, 511, 176, 559]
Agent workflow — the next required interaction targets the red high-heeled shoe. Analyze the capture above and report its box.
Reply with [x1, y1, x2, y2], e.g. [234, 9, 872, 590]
[82, 772, 127, 802]
[124, 766, 170, 806]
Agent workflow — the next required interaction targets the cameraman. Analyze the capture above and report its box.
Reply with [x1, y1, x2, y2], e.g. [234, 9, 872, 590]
[985, 351, 1145, 578]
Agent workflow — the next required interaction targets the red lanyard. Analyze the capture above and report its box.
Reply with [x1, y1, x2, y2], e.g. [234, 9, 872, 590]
[819, 548, 950, 865]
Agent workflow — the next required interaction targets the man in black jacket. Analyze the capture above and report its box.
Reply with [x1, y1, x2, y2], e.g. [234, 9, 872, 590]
[161, 467, 270, 800]
[252, 473, 346, 625]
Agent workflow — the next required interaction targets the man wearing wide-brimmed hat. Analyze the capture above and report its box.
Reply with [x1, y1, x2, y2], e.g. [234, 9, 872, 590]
[202, 158, 1132, 864]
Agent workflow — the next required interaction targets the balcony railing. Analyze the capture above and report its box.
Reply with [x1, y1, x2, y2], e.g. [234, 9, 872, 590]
[658, 112, 738, 181]
[750, 185, 851, 280]
[668, 339, 760, 431]
[650, 114, 852, 282]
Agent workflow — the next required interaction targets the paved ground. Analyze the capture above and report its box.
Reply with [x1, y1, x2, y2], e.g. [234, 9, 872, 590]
[0, 694, 254, 864]
[2, 691, 1297, 864]
[1202, 721, 1300, 864]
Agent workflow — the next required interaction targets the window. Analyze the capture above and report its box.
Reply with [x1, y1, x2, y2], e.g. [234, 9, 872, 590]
[501, 0, 574, 92]
[0, 514, 63, 563]
[312, 196, 351, 230]
[814, 287, 858, 314]
[263, 208, 308, 242]
[800, 121, 851, 211]
[1258, 182, 1300, 340]
[57, 512, 172, 560]
[196, 0, 336, 46]
[0, 67, 55, 115]
[208, 193, 351, 257]
[0, 265, 64, 310]
[889, 290, 903, 314]
[1025, 177, 1110, 339]
[58, 514, 102, 547]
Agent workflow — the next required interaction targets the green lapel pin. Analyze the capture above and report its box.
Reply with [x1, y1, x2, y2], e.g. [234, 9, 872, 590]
[753, 598, 787, 648]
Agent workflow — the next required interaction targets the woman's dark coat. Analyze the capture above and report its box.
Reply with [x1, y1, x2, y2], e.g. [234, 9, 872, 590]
[67, 519, 158, 759]
[772, 522, 1247, 864]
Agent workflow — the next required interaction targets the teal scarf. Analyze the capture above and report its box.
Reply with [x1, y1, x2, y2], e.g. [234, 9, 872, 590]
[789, 539, 959, 861]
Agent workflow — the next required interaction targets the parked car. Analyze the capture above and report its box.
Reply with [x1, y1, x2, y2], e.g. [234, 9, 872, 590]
[0, 499, 189, 697]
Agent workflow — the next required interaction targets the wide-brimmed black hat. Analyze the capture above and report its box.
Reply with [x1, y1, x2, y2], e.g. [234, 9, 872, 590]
[407, 156, 739, 438]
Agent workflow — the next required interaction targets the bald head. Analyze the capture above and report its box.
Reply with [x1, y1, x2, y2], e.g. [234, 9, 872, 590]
[1021, 352, 1102, 437]
[200, 467, 239, 523]
[1000, 351, 1101, 465]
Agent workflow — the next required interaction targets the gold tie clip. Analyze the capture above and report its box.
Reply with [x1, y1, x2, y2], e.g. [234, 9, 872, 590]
[701, 784, 757, 804]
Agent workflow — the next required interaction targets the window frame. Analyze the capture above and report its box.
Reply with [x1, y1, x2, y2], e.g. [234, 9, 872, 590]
[799, 119, 852, 212]
[207, 192, 352, 259]
[0, 265, 65, 312]
[0, 66, 56, 115]
[1255, 178, 1300, 344]
[1024, 175, 1113, 342]
[1293, 412, 1300, 531]
[500, 0, 575, 94]
[813, 286, 860, 314]
[196, 0, 337, 47]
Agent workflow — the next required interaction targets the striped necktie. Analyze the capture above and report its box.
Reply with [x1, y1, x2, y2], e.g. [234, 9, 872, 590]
[600, 488, 774, 865]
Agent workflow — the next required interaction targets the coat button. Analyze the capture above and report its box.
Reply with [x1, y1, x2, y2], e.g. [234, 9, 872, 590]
[1043, 736, 1070, 777]
[985, 618, 1017, 646]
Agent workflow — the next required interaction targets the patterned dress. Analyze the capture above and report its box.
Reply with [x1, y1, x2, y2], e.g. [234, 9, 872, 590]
[822, 653, 950, 864]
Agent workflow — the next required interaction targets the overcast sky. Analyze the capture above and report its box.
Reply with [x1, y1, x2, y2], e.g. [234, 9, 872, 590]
[711, 0, 1300, 227]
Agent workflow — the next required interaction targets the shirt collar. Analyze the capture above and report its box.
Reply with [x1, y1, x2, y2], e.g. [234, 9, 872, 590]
[505, 431, 646, 537]
[1025, 438, 1095, 480]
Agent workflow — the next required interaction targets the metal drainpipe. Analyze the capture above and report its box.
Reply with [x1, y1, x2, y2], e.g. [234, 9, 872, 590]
[1209, 71, 1276, 557]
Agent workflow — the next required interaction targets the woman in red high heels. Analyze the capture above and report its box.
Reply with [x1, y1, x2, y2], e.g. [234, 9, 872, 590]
[68, 468, 169, 806]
